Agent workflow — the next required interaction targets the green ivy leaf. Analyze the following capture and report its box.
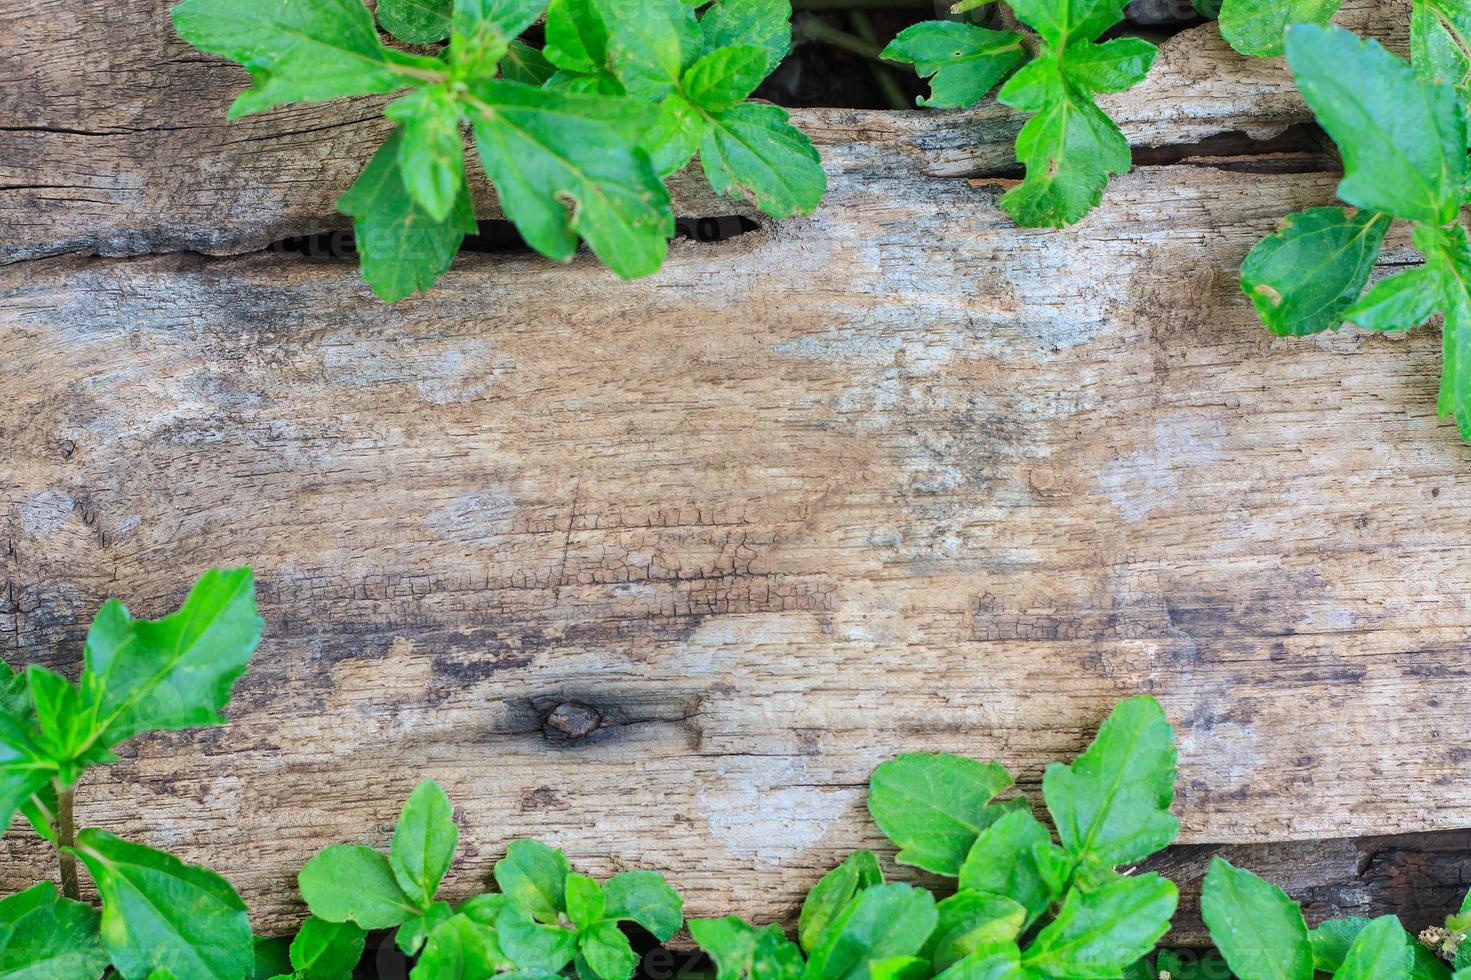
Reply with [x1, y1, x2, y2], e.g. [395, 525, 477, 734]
[1285, 23, 1469, 226]
[1019, 873, 1177, 978]
[337, 128, 478, 302]
[288, 916, 366, 980]
[798, 851, 882, 954]
[398, 901, 455, 957]
[170, 0, 440, 118]
[1200, 857, 1313, 980]
[957, 809, 1068, 929]
[494, 839, 572, 924]
[299, 844, 422, 930]
[801, 884, 937, 980]
[690, 917, 804, 980]
[1218, 0, 1343, 58]
[78, 567, 264, 749]
[602, 870, 684, 942]
[700, 0, 791, 74]
[880, 22, 1025, 109]
[390, 780, 459, 909]
[923, 891, 1026, 973]
[699, 102, 825, 219]
[0, 881, 108, 979]
[1042, 695, 1179, 867]
[468, 81, 673, 278]
[1240, 206, 1391, 337]
[868, 754, 1015, 876]
[580, 921, 639, 980]
[378, 0, 452, 44]
[72, 829, 252, 980]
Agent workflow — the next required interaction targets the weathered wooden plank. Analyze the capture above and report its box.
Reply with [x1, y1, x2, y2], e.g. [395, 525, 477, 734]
[1148, 829, 1471, 947]
[0, 0, 1406, 262]
[4, 149, 1470, 935]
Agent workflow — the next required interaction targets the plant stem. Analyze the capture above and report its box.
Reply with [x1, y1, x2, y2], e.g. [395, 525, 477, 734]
[56, 783, 79, 901]
[794, 15, 887, 61]
[846, 12, 911, 110]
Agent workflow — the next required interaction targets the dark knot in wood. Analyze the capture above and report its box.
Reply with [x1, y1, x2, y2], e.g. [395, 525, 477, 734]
[543, 701, 602, 741]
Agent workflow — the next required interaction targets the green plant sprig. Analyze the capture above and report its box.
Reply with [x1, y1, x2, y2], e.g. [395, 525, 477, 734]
[169, 0, 827, 303]
[0, 569, 267, 979]
[880, 0, 1158, 228]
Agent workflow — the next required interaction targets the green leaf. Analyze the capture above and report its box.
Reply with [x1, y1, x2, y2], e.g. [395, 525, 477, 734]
[1019, 873, 1177, 979]
[544, 0, 615, 80]
[1042, 695, 1179, 867]
[0, 665, 29, 719]
[252, 935, 293, 979]
[867, 754, 1015, 876]
[1241, 206, 1391, 337]
[996, 46, 1148, 227]
[78, 567, 264, 749]
[798, 851, 883, 953]
[923, 892, 1025, 973]
[1335, 916, 1412, 979]
[932, 942, 1024, 980]
[170, 0, 438, 118]
[700, 0, 791, 74]
[1412, 1, 1471, 92]
[1310, 917, 1371, 972]
[646, 94, 707, 176]
[502, 40, 558, 85]
[390, 780, 459, 909]
[378, 0, 452, 44]
[494, 839, 571, 924]
[0, 881, 108, 980]
[683, 45, 768, 112]
[867, 956, 929, 980]
[19, 784, 58, 843]
[25, 667, 104, 784]
[603, 870, 684, 942]
[289, 916, 365, 980]
[690, 917, 804, 980]
[72, 828, 252, 980]
[1218, 0, 1343, 58]
[1006, 0, 1127, 49]
[0, 715, 60, 837]
[1199, 857, 1312, 980]
[1417, 205, 1471, 442]
[1344, 267, 1443, 332]
[299, 844, 422, 929]
[957, 809, 1067, 929]
[338, 128, 478, 302]
[699, 102, 825, 219]
[468, 80, 673, 278]
[449, 0, 548, 78]
[397, 900, 454, 957]
[1285, 23, 1469, 225]
[580, 922, 639, 980]
[385, 87, 467, 224]
[566, 874, 606, 928]
[879, 22, 1026, 109]
[496, 901, 578, 973]
[412, 913, 512, 980]
[605, 0, 701, 100]
[801, 883, 937, 980]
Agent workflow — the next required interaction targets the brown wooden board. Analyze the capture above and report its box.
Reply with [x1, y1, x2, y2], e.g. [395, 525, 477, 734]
[3, 0, 1467, 943]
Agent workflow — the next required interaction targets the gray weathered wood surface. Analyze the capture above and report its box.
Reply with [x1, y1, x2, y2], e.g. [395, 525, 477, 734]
[4, 0, 1468, 944]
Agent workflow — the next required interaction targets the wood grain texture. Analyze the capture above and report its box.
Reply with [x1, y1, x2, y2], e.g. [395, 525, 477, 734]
[0, 0, 1405, 262]
[4, 148, 1471, 934]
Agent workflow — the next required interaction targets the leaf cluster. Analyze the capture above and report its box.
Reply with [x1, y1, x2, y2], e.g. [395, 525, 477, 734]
[297, 781, 684, 980]
[691, 696, 1182, 980]
[0, 569, 267, 979]
[1202, 857, 1471, 979]
[881, 0, 1158, 227]
[170, 0, 826, 301]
